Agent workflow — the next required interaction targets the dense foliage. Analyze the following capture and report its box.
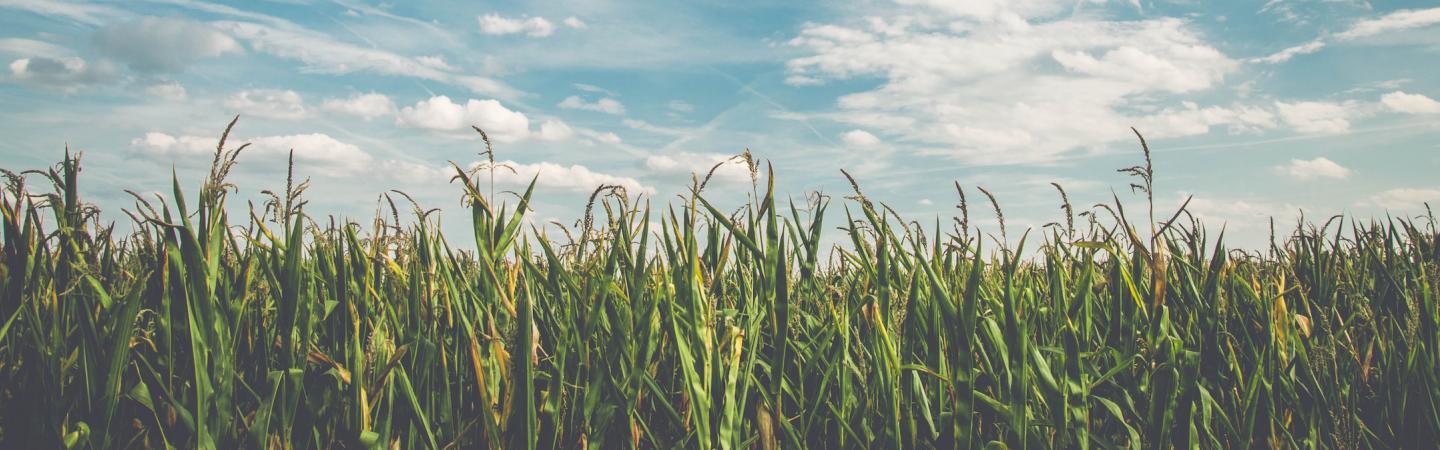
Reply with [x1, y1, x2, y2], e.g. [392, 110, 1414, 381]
[1, 121, 1437, 449]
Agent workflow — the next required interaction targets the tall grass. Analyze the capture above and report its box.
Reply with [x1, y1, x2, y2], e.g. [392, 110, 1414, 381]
[1, 119, 1437, 449]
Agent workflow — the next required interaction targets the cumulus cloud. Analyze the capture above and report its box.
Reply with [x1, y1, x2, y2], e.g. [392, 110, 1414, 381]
[5, 55, 116, 92]
[536, 119, 575, 141]
[1273, 157, 1351, 181]
[396, 95, 531, 142]
[478, 14, 556, 37]
[93, 17, 240, 73]
[487, 160, 653, 195]
[225, 89, 308, 120]
[131, 131, 373, 176]
[840, 129, 881, 147]
[1274, 101, 1353, 134]
[784, 12, 1241, 164]
[321, 92, 394, 120]
[563, 17, 587, 29]
[558, 95, 625, 115]
[1380, 91, 1440, 114]
[1358, 188, 1440, 210]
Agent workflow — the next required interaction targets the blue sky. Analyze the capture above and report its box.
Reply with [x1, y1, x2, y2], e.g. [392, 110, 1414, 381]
[2, 0, 1439, 248]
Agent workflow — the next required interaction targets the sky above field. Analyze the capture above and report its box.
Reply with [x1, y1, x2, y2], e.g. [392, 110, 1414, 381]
[2, 0, 1439, 249]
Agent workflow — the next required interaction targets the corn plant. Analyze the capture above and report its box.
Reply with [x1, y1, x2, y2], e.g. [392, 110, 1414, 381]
[1, 120, 1436, 449]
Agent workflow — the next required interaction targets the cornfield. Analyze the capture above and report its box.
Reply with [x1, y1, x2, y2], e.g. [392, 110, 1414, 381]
[1, 120, 1437, 449]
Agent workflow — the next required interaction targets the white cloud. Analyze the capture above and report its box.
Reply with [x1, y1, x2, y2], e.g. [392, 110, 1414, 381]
[563, 17, 587, 30]
[1245, 8, 1440, 66]
[415, 55, 454, 71]
[581, 130, 623, 145]
[840, 129, 881, 147]
[225, 89, 309, 120]
[1274, 101, 1352, 134]
[1273, 157, 1351, 181]
[1358, 188, 1440, 210]
[373, 159, 445, 184]
[784, 75, 824, 86]
[131, 131, 373, 176]
[486, 160, 653, 195]
[5, 55, 116, 92]
[0, 38, 73, 59]
[623, 118, 686, 136]
[1380, 91, 1440, 114]
[321, 92, 395, 120]
[1336, 7, 1440, 40]
[785, 14, 1241, 165]
[0, 0, 121, 25]
[1050, 45, 1228, 92]
[573, 83, 613, 95]
[644, 152, 753, 184]
[478, 14, 556, 37]
[93, 17, 240, 73]
[1252, 39, 1325, 64]
[247, 134, 374, 176]
[1185, 194, 1299, 226]
[130, 131, 216, 156]
[894, 0, 1074, 22]
[558, 95, 626, 115]
[143, 82, 187, 101]
[536, 119, 575, 141]
[1133, 102, 1278, 136]
[212, 20, 518, 98]
[396, 95, 531, 142]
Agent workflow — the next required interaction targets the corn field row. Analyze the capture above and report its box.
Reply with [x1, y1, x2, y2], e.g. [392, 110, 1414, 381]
[1, 122, 1437, 448]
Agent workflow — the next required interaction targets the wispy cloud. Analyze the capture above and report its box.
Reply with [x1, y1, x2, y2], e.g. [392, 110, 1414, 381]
[211, 20, 519, 98]
[0, 0, 124, 25]
[1336, 7, 1440, 40]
